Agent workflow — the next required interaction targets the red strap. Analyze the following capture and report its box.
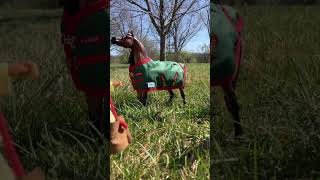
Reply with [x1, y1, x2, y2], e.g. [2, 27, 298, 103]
[219, 5, 244, 34]
[160, 75, 165, 83]
[173, 72, 179, 83]
[110, 97, 128, 129]
[77, 55, 109, 65]
[129, 57, 152, 72]
[212, 35, 218, 45]
[0, 113, 25, 178]
[135, 73, 143, 76]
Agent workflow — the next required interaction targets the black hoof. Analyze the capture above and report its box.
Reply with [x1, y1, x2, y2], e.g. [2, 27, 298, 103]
[166, 101, 173, 106]
[234, 127, 243, 137]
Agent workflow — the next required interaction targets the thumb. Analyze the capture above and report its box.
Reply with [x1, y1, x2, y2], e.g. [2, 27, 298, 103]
[20, 167, 45, 180]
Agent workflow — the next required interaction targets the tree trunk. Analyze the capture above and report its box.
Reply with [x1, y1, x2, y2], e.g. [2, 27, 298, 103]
[160, 34, 166, 61]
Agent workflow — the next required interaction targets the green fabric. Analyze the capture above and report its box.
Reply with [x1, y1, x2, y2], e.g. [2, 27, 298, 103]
[130, 60, 185, 91]
[75, 9, 108, 88]
[211, 3, 238, 81]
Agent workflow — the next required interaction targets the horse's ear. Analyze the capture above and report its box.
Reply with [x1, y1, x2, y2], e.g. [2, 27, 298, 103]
[131, 31, 134, 37]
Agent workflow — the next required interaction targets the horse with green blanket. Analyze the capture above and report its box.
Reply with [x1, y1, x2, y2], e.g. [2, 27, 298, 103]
[111, 32, 187, 105]
[211, 3, 244, 137]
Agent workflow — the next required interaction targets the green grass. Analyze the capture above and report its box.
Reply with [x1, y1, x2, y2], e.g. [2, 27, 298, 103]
[0, 10, 107, 180]
[110, 63, 210, 179]
[211, 5, 320, 179]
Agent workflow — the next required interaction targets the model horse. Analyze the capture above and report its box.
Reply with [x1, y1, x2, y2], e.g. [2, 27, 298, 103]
[211, 4, 244, 137]
[111, 32, 187, 105]
[60, 0, 109, 138]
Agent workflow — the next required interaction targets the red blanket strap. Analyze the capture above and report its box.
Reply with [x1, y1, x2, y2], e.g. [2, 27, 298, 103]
[219, 5, 244, 34]
[128, 57, 152, 72]
[110, 97, 128, 129]
[0, 113, 25, 178]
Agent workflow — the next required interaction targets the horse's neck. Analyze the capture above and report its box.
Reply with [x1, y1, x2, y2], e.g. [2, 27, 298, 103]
[132, 39, 148, 64]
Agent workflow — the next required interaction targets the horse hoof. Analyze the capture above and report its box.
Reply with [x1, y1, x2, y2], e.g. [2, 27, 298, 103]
[165, 100, 173, 106]
[234, 129, 243, 138]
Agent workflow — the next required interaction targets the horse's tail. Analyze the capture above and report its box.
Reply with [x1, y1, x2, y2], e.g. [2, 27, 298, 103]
[179, 63, 189, 87]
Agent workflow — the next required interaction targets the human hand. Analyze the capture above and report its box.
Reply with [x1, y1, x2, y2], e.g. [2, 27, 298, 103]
[8, 62, 39, 80]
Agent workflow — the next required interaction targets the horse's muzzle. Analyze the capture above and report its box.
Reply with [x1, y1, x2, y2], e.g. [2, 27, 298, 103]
[111, 37, 119, 45]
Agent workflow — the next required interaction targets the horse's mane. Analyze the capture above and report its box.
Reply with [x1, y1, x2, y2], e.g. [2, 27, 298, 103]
[128, 50, 135, 66]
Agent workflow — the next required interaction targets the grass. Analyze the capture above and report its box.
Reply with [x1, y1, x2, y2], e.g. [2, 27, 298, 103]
[0, 9, 107, 180]
[110, 63, 210, 179]
[211, 5, 320, 179]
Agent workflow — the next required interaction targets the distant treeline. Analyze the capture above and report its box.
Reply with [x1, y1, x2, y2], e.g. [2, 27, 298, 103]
[112, 52, 210, 64]
[213, 0, 320, 5]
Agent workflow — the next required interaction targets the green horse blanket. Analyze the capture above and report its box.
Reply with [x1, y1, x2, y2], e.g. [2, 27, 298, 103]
[211, 3, 244, 87]
[61, 0, 109, 97]
[129, 57, 187, 92]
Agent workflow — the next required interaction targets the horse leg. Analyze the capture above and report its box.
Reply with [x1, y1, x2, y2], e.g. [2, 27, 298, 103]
[86, 95, 105, 138]
[222, 82, 242, 137]
[138, 91, 148, 106]
[166, 89, 175, 105]
[179, 87, 186, 105]
[142, 92, 148, 105]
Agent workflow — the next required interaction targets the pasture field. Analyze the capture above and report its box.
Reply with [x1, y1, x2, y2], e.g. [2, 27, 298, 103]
[0, 9, 108, 180]
[110, 63, 210, 179]
[211, 5, 320, 179]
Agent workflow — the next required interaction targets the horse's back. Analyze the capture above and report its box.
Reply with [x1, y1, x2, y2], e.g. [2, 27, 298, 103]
[211, 4, 243, 86]
[130, 59, 186, 91]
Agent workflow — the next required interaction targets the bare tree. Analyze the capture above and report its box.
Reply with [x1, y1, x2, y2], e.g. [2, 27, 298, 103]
[199, 2, 209, 35]
[125, 0, 208, 61]
[167, 14, 202, 53]
[111, 0, 153, 56]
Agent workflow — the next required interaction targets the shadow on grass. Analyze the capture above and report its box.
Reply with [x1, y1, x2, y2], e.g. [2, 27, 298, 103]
[167, 137, 209, 170]
[110, 65, 128, 71]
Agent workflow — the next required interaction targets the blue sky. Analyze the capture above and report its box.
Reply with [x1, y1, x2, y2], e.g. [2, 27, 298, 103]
[183, 29, 209, 53]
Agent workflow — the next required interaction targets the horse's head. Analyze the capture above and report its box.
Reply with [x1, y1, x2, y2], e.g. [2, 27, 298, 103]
[111, 31, 135, 49]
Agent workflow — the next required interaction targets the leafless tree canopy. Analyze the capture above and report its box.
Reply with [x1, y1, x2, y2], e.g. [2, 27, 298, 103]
[166, 13, 203, 53]
[111, 0, 209, 60]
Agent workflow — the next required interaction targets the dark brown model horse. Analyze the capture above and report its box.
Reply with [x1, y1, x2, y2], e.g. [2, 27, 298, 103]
[111, 32, 187, 106]
[211, 4, 244, 137]
[59, 0, 108, 139]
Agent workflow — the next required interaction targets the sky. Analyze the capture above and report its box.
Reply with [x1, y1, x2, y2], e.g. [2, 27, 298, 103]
[183, 29, 210, 53]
